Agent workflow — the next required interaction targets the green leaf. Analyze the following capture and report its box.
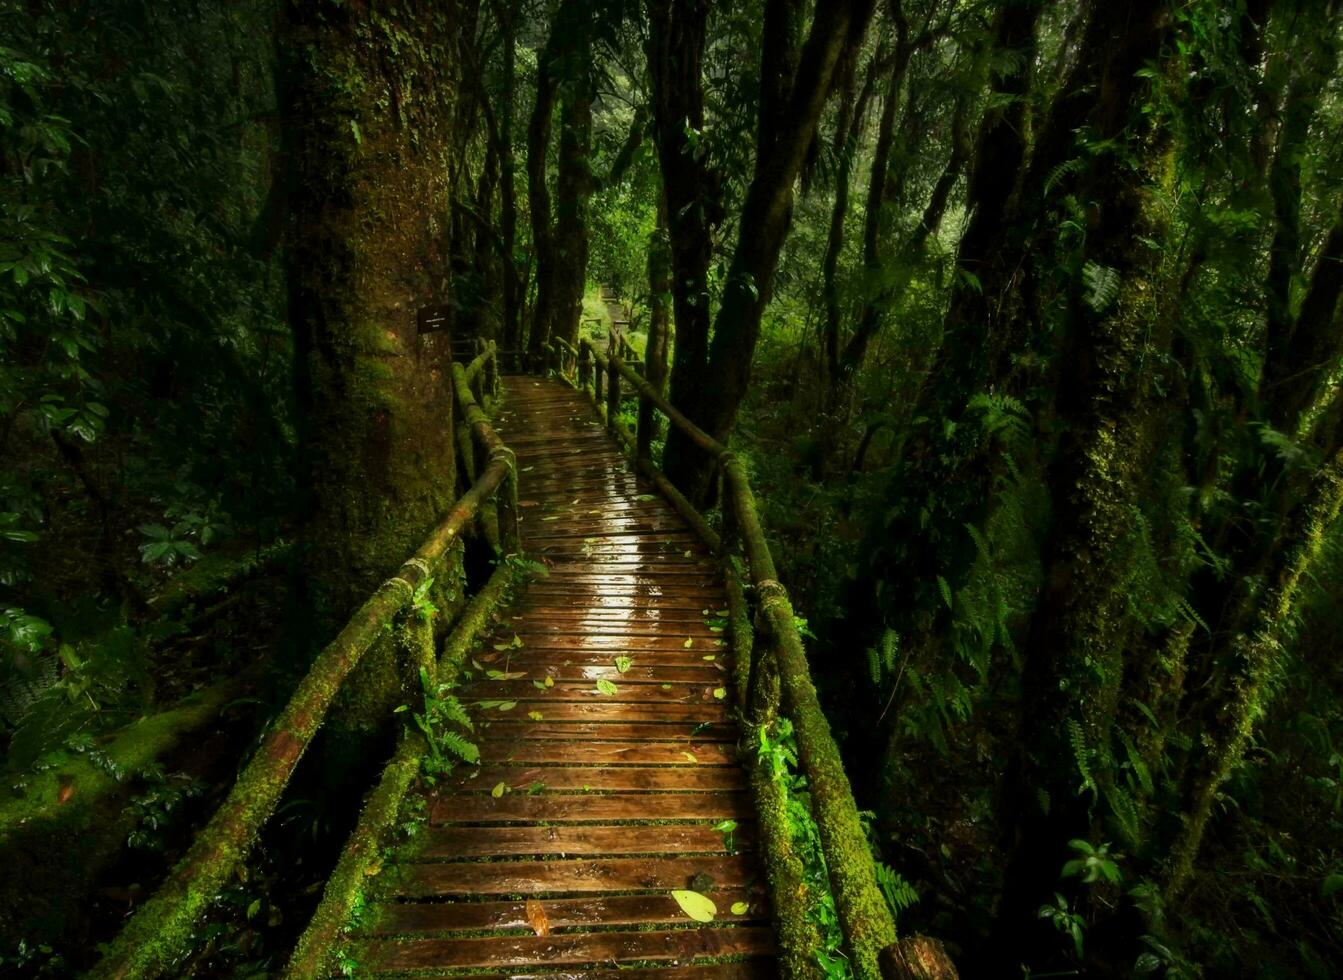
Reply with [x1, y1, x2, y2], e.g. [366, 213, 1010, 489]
[713, 688, 726, 700]
[491, 781, 508, 798]
[528, 710, 544, 721]
[671, 889, 716, 922]
[596, 678, 619, 696]
[730, 901, 749, 915]
[683, 638, 694, 648]
[613, 656, 633, 674]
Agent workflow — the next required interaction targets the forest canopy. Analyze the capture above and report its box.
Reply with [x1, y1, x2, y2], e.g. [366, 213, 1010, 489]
[2, 0, 1343, 976]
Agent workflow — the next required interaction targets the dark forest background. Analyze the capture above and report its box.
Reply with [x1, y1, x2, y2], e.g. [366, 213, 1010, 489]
[2, 0, 1343, 976]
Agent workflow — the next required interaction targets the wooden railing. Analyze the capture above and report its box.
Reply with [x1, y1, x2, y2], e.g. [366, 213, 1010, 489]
[92, 345, 518, 979]
[557, 338, 908, 980]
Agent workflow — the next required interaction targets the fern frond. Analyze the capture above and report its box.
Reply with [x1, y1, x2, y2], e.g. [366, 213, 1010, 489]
[1044, 157, 1086, 197]
[1081, 261, 1121, 313]
[438, 730, 480, 764]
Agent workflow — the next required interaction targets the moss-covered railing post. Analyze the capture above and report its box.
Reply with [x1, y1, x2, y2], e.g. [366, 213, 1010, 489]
[496, 446, 520, 555]
[579, 338, 592, 390]
[484, 340, 498, 401]
[606, 350, 622, 435]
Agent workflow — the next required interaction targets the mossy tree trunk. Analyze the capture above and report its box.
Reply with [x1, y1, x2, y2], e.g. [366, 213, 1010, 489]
[524, 0, 586, 359]
[552, 63, 595, 347]
[282, 0, 459, 743]
[645, 0, 721, 498]
[989, 1, 1176, 963]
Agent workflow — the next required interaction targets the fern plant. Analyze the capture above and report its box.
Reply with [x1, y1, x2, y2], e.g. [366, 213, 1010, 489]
[399, 667, 478, 776]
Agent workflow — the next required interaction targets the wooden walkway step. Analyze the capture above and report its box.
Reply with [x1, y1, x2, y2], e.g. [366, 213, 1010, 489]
[353, 377, 772, 976]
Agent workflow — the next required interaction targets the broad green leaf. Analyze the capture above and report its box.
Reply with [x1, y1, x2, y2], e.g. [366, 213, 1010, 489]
[713, 687, 727, 700]
[596, 678, 619, 696]
[528, 710, 544, 721]
[683, 638, 694, 648]
[671, 889, 716, 922]
[614, 656, 633, 674]
[491, 781, 508, 798]
[730, 901, 749, 915]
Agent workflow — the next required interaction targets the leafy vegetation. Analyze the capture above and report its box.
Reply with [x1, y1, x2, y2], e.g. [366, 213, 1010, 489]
[4, 0, 1343, 976]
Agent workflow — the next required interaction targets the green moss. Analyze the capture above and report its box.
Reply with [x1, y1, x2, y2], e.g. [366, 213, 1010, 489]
[0, 677, 246, 946]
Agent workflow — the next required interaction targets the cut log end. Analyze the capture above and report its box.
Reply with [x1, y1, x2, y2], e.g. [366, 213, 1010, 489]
[880, 935, 959, 980]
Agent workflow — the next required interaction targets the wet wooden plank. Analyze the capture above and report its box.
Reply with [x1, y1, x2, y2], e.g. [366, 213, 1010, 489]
[423, 967, 776, 980]
[491, 633, 727, 651]
[469, 701, 727, 724]
[412, 823, 751, 859]
[367, 890, 766, 935]
[478, 740, 738, 768]
[478, 720, 737, 742]
[430, 791, 752, 824]
[471, 663, 725, 685]
[387, 854, 758, 897]
[448, 764, 743, 792]
[467, 680, 730, 705]
[354, 927, 774, 971]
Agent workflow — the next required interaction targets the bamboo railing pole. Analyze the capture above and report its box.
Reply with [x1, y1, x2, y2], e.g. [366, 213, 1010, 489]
[606, 350, 622, 435]
[496, 447, 521, 555]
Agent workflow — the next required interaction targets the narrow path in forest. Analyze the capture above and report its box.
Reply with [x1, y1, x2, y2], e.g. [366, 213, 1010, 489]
[347, 377, 774, 976]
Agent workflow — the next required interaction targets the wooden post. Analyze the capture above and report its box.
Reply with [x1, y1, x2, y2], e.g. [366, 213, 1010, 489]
[636, 384, 654, 463]
[579, 342, 591, 392]
[495, 447, 520, 555]
[606, 355, 621, 434]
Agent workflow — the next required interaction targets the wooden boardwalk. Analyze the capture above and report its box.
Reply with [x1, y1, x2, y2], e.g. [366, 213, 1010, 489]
[351, 378, 774, 976]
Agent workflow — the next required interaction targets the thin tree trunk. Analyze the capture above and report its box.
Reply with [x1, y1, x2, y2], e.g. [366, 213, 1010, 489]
[553, 69, 594, 346]
[821, 56, 880, 407]
[666, 0, 874, 503]
[491, 0, 521, 352]
[645, 0, 719, 491]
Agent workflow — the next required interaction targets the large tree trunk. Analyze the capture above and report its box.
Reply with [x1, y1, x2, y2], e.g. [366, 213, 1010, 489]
[990, 2, 1176, 965]
[283, 0, 459, 743]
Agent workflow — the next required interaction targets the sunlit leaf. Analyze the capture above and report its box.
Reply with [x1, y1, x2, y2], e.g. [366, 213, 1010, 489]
[671, 889, 716, 922]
